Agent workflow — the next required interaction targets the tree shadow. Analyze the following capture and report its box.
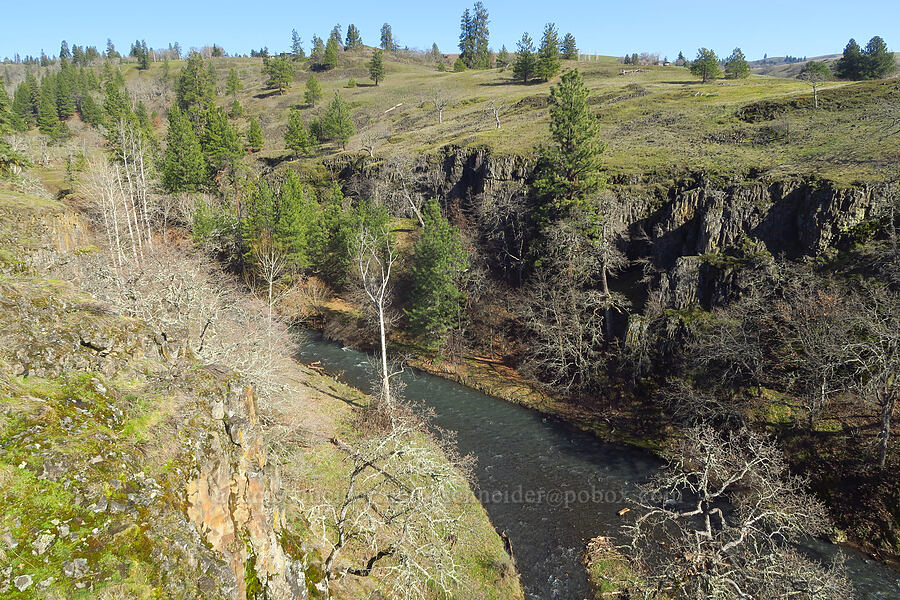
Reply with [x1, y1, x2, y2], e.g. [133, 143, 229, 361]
[260, 154, 293, 168]
[254, 89, 283, 99]
[478, 80, 526, 87]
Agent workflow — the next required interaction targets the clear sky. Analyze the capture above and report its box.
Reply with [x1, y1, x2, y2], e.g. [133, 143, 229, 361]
[1, 0, 897, 62]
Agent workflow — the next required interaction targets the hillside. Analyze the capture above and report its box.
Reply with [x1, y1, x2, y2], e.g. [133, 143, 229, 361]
[0, 167, 522, 598]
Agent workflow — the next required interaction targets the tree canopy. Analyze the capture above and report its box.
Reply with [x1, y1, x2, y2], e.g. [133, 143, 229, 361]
[690, 47, 721, 82]
[512, 33, 537, 84]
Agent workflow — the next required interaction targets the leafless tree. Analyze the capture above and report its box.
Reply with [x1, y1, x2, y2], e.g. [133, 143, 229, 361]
[354, 226, 399, 409]
[252, 232, 288, 327]
[845, 281, 900, 470]
[625, 425, 852, 600]
[432, 88, 454, 124]
[486, 99, 504, 130]
[301, 418, 466, 600]
[473, 182, 530, 283]
[375, 155, 427, 227]
[358, 124, 389, 157]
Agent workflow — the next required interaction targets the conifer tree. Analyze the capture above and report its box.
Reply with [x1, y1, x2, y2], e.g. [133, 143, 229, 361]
[345, 24, 362, 50]
[329, 24, 343, 47]
[862, 36, 895, 79]
[472, 2, 490, 68]
[380, 23, 396, 51]
[496, 45, 510, 68]
[284, 107, 313, 157]
[226, 68, 242, 97]
[0, 84, 29, 175]
[291, 29, 305, 59]
[537, 23, 561, 81]
[724, 47, 750, 79]
[55, 67, 76, 119]
[201, 104, 242, 173]
[513, 33, 537, 84]
[12, 78, 36, 129]
[561, 33, 578, 60]
[176, 52, 215, 121]
[836, 38, 864, 79]
[453, 57, 466, 72]
[162, 106, 206, 191]
[310, 36, 325, 63]
[275, 170, 320, 270]
[369, 49, 385, 85]
[247, 117, 263, 152]
[323, 37, 339, 70]
[60, 40, 70, 59]
[430, 43, 442, 63]
[230, 99, 243, 118]
[263, 56, 293, 94]
[322, 92, 354, 149]
[690, 47, 721, 82]
[304, 74, 323, 105]
[458, 9, 475, 67]
[405, 198, 469, 339]
[535, 69, 604, 214]
[38, 77, 61, 136]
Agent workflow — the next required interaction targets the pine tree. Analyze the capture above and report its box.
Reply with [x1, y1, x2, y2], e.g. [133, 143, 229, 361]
[176, 52, 215, 121]
[512, 33, 537, 84]
[329, 24, 343, 47]
[535, 69, 604, 214]
[690, 47, 721, 82]
[836, 38, 864, 79]
[536, 23, 561, 81]
[496, 45, 510, 68]
[472, 2, 490, 68]
[369, 49, 385, 85]
[430, 43, 442, 63]
[201, 104, 243, 173]
[284, 107, 312, 157]
[405, 198, 469, 339]
[162, 106, 206, 191]
[304, 74, 323, 105]
[323, 37, 339, 70]
[230, 99, 243, 118]
[38, 77, 61, 136]
[676, 50, 686, 65]
[12, 78, 36, 129]
[56, 68, 76, 119]
[453, 57, 466, 72]
[59, 40, 70, 59]
[862, 36, 895, 79]
[380, 23, 396, 51]
[291, 29, 305, 59]
[724, 47, 750, 79]
[226, 68, 242, 97]
[345, 24, 362, 50]
[322, 92, 354, 149]
[275, 170, 320, 271]
[310, 36, 325, 63]
[458, 9, 475, 67]
[561, 33, 578, 60]
[247, 117, 263, 152]
[263, 56, 293, 94]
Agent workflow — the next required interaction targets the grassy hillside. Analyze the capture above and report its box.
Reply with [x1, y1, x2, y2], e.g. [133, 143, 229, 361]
[185, 49, 900, 184]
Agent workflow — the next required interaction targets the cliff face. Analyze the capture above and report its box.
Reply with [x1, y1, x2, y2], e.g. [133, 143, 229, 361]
[0, 188, 306, 599]
[356, 146, 884, 311]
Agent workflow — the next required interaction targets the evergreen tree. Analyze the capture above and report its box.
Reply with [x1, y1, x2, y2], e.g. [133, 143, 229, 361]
[690, 47, 721, 82]
[162, 105, 206, 191]
[323, 37, 339, 70]
[247, 117, 263, 152]
[263, 56, 293, 94]
[55, 67, 76, 119]
[724, 47, 750, 79]
[345, 24, 362, 49]
[346, 77, 356, 88]
[535, 69, 604, 214]
[513, 33, 537, 84]
[676, 50, 686, 65]
[536, 23, 561, 81]
[430, 43, 442, 63]
[310, 36, 325, 63]
[59, 40, 70, 59]
[322, 92, 354, 149]
[472, 2, 490, 68]
[835, 38, 864, 79]
[561, 33, 578, 60]
[304, 74, 323, 105]
[453, 57, 466, 72]
[458, 9, 475, 67]
[106, 38, 119, 59]
[291, 29, 305, 59]
[862, 36, 895, 79]
[201, 104, 243, 173]
[329, 24, 343, 48]
[229, 99, 243, 118]
[226, 68, 242, 97]
[405, 198, 469, 339]
[38, 77, 61, 136]
[12, 78, 36, 129]
[380, 23, 396, 51]
[369, 49, 385, 85]
[0, 84, 29, 175]
[496, 45, 511, 68]
[275, 170, 319, 270]
[284, 107, 312, 156]
[176, 52, 215, 121]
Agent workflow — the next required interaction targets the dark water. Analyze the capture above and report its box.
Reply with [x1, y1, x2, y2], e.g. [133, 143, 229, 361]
[296, 331, 900, 600]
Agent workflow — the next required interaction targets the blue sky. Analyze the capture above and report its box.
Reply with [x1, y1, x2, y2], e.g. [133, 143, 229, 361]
[1, 0, 897, 62]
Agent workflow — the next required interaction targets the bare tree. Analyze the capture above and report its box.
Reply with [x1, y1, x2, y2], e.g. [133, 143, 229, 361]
[625, 425, 852, 600]
[486, 99, 504, 130]
[375, 155, 427, 227]
[432, 88, 454, 124]
[358, 123, 389, 157]
[301, 418, 466, 599]
[354, 226, 399, 408]
[846, 281, 900, 471]
[252, 232, 288, 327]
[473, 182, 531, 283]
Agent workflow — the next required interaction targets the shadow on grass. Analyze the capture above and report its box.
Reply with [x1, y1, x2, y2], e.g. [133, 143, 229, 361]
[254, 90, 284, 99]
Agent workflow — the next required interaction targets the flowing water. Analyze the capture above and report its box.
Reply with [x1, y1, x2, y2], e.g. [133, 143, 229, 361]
[296, 330, 900, 600]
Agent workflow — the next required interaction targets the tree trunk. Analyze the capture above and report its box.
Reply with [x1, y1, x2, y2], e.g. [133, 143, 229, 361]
[878, 392, 895, 470]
